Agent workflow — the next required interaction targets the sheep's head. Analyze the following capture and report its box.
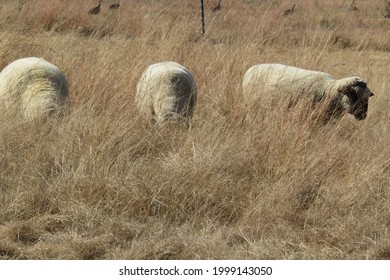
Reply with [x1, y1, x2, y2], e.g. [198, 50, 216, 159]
[338, 77, 374, 120]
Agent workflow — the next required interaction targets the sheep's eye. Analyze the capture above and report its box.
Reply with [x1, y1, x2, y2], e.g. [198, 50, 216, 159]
[347, 90, 358, 102]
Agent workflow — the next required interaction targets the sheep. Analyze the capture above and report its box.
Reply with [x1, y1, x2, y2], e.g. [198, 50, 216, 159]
[0, 57, 68, 119]
[242, 63, 374, 121]
[135, 61, 197, 125]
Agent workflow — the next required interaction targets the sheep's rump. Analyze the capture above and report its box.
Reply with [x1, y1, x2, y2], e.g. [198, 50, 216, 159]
[136, 61, 197, 123]
[0, 57, 68, 118]
[242, 63, 333, 104]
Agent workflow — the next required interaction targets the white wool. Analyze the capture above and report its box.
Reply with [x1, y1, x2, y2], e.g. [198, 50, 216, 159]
[242, 63, 373, 120]
[0, 57, 68, 119]
[136, 61, 197, 124]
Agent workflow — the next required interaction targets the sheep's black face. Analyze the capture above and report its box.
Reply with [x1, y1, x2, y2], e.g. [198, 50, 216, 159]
[344, 80, 374, 120]
[352, 100, 369, 120]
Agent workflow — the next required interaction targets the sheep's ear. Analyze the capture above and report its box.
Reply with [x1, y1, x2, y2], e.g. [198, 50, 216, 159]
[370, 92, 374, 97]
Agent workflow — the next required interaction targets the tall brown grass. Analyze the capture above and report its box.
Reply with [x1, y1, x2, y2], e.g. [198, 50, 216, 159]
[0, 0, 389, 259]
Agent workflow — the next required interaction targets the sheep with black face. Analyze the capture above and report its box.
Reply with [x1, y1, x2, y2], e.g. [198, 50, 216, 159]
[242, 63, 374, 121]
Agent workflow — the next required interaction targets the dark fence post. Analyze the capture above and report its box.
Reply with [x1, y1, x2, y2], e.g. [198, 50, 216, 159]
[200, 0, 205, 35]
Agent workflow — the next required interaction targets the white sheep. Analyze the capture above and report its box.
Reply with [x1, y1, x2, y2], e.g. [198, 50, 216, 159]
[242, 63, 374, 121]
[136, 61, 197, 124]
[0, 57, 68, 119]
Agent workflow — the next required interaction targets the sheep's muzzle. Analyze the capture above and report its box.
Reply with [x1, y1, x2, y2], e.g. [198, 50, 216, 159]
[352, 102, 368, 120]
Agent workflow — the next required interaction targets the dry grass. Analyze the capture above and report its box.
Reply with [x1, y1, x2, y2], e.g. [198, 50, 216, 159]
[0, 0, 390, 260]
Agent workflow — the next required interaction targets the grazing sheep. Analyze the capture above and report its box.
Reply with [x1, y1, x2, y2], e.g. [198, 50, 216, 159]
[136, 61, 197, 125]
[0, 57, 68, 119]
[242, 63, 374, 121]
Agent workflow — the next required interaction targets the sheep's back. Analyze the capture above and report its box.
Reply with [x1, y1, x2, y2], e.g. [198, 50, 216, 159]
[242, 63, 333, 104]
[0, 57, 68, 118]
[136, 61, 197, 122]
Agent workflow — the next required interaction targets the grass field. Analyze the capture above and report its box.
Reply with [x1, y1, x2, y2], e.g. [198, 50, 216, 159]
[0, 0, 390, 259]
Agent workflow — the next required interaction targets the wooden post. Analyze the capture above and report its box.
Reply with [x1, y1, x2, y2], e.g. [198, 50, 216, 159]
[200, 0, 205, 35]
